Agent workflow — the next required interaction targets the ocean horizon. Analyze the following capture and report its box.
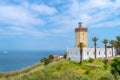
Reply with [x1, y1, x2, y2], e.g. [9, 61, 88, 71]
[0, 50, 65, 72]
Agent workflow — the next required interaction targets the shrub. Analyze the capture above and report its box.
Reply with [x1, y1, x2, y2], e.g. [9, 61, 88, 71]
[111, 57, 120, 79]
[63, 53, 67, 59]
[40, 57, 47, 62]
[98, 73, 114, 80]
[98, 76, 110, 80]
[57, 70, 88, 80]
[48, 55, 54, 62]
[88, 57, 94, 63]
[102, 58, 108, 64]
[68, 58, 71, 60]
[40, 57, 50, 65]
[84, 69, 90, 75]
[102, 58, 108, 69]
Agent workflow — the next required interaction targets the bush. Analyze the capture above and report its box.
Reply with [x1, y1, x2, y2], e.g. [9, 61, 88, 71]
[40, 57, 47, 62]
[63, 53, 67, 59]
[111, 57, 120, 78]
[102, 58, 108, 69]
[88, 57, 94, 63]
[68, 58, 71, 60]
[98, 73, 114, 80]
[56, 70, 88, 80]
[40, 57, 50, 65]
[102, 58, 108, 64]
[84, 69, 90, 75]
[98, 76, 110, 80]
[48, 55, 54, 62]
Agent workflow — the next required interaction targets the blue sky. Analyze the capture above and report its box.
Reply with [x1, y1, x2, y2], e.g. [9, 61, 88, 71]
[0, 0, 120, 50]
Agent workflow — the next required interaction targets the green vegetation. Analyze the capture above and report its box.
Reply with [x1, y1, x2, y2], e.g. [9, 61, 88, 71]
[111, 57, 120, 79]
[90, 35, 120, 58]
[115, 36, 120, 55]
[102, 58, 109, 70]
[0, 62, 44, 78]
[40, 55, 54, 65]
[63, 52, 67, 59]
[0, 57, 120, 80]
[88, 57, 95, 63]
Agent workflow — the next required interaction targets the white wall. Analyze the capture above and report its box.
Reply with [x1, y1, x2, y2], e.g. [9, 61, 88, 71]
[67, 48, 115, 62]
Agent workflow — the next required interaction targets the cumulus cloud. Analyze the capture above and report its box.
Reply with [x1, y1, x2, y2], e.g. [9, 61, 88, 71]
[49, 0, 120, 31]
[0, 1, 58, 37]
[31, 4, 57, 15]
[69, 0, 120, 27]
[0, 0, 120, 37]
[0, 0, 120, 50]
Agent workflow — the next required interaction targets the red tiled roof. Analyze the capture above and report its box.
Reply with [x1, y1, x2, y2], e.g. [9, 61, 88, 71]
[75, 27, 87, 32]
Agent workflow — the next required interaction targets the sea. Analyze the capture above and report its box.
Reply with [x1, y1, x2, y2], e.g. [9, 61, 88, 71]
[0, 50, 65, 72]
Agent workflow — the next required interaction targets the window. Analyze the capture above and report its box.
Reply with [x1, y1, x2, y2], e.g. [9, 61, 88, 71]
[69, 51, 71, 54]
[71, 51, 72, 54]
[76, 51, 78, 54]
[83, 33, 84, 35]
[87, 52, 89, 55]
[110, 52, 111, 55]
[99, 52, 100, 55]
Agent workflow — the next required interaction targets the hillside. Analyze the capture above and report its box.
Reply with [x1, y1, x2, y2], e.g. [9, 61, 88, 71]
[0, 59, 116, 80]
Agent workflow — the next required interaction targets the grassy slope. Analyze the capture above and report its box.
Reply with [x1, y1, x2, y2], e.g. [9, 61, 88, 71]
[0, 59, 115, 80]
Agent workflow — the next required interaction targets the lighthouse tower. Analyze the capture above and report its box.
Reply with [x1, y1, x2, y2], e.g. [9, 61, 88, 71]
[75, 22, 88, 48]
[67, 22, 115, 62]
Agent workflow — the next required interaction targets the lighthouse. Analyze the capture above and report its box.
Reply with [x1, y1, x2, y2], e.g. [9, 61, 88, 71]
[75, 22, 88, 48]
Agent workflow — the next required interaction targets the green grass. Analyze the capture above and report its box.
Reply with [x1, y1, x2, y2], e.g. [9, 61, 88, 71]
[0, 59, 117, 80]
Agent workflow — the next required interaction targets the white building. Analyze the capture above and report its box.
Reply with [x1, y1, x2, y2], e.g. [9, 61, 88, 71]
[67, 48, 115, 62]
[66, 22, 115, 62]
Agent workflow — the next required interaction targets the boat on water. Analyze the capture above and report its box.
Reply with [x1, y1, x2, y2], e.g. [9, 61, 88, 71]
[4, 51, 8, 54]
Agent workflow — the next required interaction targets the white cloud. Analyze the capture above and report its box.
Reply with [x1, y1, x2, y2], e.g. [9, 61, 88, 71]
[50, 0, 120, 29]
[77, 0, 120, 26]
[0, 26, 45, 38]
[0, 2, 58, 37]
[0, 0, 120, 37]
[31, 4, 57, 15]
[36, 0, 120, 39]
[0, 5, 44, 26]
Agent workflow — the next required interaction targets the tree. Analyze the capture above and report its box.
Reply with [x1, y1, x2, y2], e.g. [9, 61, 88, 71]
[40, 57, 47, 62]
[111, 57, 120, 78]
[92, 37, 98, 59]
[40, 58, 51, 65]
[63, 52, 67, 59]
[40, 57, 50, 65]
[78, 43, 84, 64]
[102, 39, 108, 58]
[49, 55, 54, 62]
[116, 36, 120, 55]
[114, 41, 119, 55]
[109, 40, 115, 57]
